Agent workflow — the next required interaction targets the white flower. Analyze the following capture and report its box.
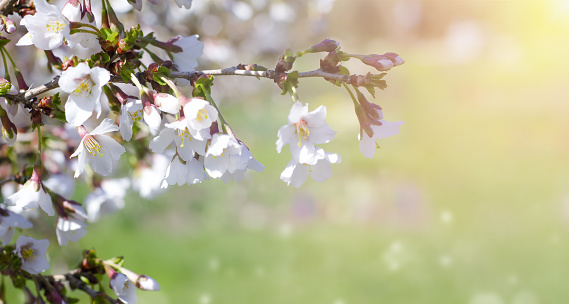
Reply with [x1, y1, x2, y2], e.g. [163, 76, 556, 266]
[149, 119, 208, 161]
[358, 120, 404, 159]
[276, 102, 336, 165]
[43, 173, 76, 198]
[174, 0, 192, 9]
[13, 236, 50, 274]
[143, 104, 162, 135]
[204, 134, 264, 180]
[56, 204, 88, 246]
[219, 145, 264, 183]
[59, 63, 110, 126]
[153, 93, 181, 114]
[71, 118, 126, 178]
[162, 156, 205, 187]
[0, 210, 33, 244]
[280, 148, 341, 188]
[84, 178, 129, 222]
[5, 169, 54, 216]
[136, 275, 160, 291]
[182, 98, 218, 135]
[16, 0, 70, 50]
[110, 273, 138, 304]
[120, 99, 143, 141]
[172, 35, 204, 71]
[133, 154, 170, 199]
[62, 1, 101, 52]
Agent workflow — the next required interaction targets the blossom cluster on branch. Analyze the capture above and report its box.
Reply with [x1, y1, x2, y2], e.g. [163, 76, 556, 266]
[0, 0, 404, 302]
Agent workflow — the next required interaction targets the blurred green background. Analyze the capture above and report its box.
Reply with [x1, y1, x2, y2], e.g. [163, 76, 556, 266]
[56, 0, 569, 303]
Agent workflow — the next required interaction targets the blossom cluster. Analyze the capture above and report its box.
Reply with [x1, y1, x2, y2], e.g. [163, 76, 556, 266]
[0, 0, 405, 302]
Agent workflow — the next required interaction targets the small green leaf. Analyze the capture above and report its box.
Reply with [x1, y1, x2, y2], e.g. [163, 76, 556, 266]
[280, 71, 299, 95]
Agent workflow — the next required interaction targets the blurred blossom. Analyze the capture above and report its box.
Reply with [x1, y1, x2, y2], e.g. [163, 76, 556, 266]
[393, 0, 422, 31]
[201, 15, 223, 37]
[382, 241, 412, 272]
[468, 293, 504, 304]
[200, 294, 211, 304]
[440, 210, 453, 224]
[250, 0, 267, 10]
[269, 2, 295, 23]
[512, 291, 538, 304]
[313, 0, 336, 14]
[85, 178, 130, 222]
[438, 254, 453, 268]
[231, 1, 254, 21]
[445, 20, 485, 63]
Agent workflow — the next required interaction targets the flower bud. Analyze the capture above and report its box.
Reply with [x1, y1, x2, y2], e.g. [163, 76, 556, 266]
[0, 77, 12, 95]
[361, 52, 404, 71]
[320, 50, 341, 73]
[4, 19, 15, 34]
[307, 39, 339, 53]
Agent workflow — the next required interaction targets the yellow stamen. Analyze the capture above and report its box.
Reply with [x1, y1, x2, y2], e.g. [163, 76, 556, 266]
[127, 109, 143, 122]
[45, 20, 65, 33]
[72, 76, 96, 97]
[295, 120, 310, 146]
[177, 128, 192, 148]
[196, 108, 208, 122]
[84, 135, 103, 157]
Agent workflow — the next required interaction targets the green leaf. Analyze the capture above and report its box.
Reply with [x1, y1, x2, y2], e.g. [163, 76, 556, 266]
[365, 85, 376, 98]
[280, 71, 299, 95]
[152, 66, 171, 85]
[100, 28, 119, 43]
[50, 109, 67, 123]
[192, 75, 215, 98]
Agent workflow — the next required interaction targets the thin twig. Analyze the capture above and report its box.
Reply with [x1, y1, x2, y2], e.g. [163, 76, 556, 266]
[2, 67, 354, 105]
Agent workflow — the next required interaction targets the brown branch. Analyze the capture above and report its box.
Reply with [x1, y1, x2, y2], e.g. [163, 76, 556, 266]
[46, 272, 118, 304]
[2, 66, 356, 105]
[0, 0, 18, 15]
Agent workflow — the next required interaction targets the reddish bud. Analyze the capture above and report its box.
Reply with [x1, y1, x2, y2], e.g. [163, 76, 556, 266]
[307, 39, 339, 53]
[361, 52, 404, 72]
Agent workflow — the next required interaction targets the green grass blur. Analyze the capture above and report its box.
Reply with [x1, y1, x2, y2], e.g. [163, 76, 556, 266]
[63, 0, 569, 303]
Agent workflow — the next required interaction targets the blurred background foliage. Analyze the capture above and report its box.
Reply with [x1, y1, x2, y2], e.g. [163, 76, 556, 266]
[24, 0, 569, 303]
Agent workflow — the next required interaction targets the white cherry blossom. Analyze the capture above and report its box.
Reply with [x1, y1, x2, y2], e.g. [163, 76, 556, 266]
[13, 236, 50, 274]
[205, 133, 264, 180]
[280, 148, 341, 188]
[153, 93, 181, 114]
[162, 156, 205, 187]
[110, 273, 138, 304]
[5, 168, 54, 216]
[219, 145, 264, 183]
[149, 119, 208, 161]
[59, 63, 110, 126]
[182, 98, 218, 136]
[56, 204, 88, 246]
[120, 99, 143, 141]
[84, 178, 130, 222]
[0, 210, 33, 244]
[133, 154, 170, 199]
[70, 118, 126, 178]
[276, 102, 336, 165]
[358, 120, 404, 159]
[174, 0, 192, 9]
[172, 35, 204, 71]
[16, 0, 70, 50]
[61, 0, 100, 52]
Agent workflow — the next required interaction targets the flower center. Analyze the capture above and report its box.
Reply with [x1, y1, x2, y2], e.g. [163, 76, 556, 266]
[196, 108, 208, 122]
[46, 20, 66, 34]
[83, 135, 103, 157]
[20, 244, 36, 261]
[295, 120, 309, 146]
[127, 109, 143, 122]
[72, 76, 95, 97]
[177, 128, 192, 148]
